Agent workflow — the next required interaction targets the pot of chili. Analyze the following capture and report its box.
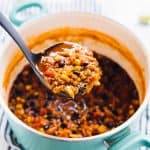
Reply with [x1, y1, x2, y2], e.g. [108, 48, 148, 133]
[0, 12, 150, 150]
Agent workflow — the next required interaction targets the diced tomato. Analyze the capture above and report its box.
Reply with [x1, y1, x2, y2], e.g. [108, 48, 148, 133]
[44, 70, 55, 78]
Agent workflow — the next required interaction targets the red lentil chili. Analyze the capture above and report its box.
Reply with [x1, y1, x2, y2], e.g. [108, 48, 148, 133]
[8, 54, 139, 138]
[37, 42, 102, 98]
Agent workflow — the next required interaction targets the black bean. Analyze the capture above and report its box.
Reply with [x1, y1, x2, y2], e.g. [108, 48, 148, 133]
[81, 62, 88, 67]
[15, 90, 23, 96]
[109, 107, 117, 115]
[32, 107, 39, 114]
[61, 123, 67, 128]
[43, 124, 50, 130]
[56, 106, 62, 112]
[86, 112, 93, 121]
[98, 119, 103, 125]
[23, 103, 28, 109]
[43, 100, 49, 107]
[29, 100, 35, 107]
[72, 130, 77, 134]
[107, 122, 116, 128]
[133, 89, 138, 97]
[32, 113, 39, 117]
[73, 71, 80, 76]
[99, 94, 108, 103]
[47, 112, 53, 120]
[92, 130, 99, 135]
[79, 84, 86, 93]
[71, 112, 80, 120]
[46, 92, 56, 101]
[59, 60, 65, 67]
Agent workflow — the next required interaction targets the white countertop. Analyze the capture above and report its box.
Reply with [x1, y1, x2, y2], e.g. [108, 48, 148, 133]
[101, 0, 150, 51]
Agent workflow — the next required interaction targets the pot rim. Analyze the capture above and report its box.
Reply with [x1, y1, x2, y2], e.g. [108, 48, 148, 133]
[0, 12, 150, 142]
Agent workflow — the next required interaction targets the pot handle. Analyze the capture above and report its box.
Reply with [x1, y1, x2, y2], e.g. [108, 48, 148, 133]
[108, 131, 150, 150]
[9, 1, 48, 26]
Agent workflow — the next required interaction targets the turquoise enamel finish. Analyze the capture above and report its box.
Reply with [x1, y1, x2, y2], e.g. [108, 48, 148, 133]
[9, 118, 107, 150]
[108, 132, 150, 150]
[8, 115, 150, 150]
[9, 1, 48, 26]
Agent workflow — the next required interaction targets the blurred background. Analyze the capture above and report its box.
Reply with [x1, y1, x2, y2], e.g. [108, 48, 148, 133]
[0, 0, 150, 48]
[0, 0, 150, 149]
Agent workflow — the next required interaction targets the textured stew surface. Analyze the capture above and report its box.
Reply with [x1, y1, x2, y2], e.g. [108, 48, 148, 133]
[8, 54, 139, 138]
[37, 42, 102, 98]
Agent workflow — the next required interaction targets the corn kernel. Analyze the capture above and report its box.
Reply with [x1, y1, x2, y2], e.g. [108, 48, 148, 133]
[98, 125, 108, 133]
[39, 128, 45, 133]
[65, 86, 75, 98]
[16, 97, 21, 101]
[129, 109, 135, 116]
[129, 105, 133, 109]
[54, 56, 61, 61]
[69, 134, 82, 138]
[61, 74, 70, 82]
[34, 92, 39, 96]
[74, 66, 81, 71]
[25, 85, 32, 91]
[75, 59, 81, 66]
[26, 116, 32, 123]
[18, 109, 24, 115]
[16, 103, 23, 109]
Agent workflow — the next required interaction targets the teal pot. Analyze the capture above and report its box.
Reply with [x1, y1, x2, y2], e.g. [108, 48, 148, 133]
[0, 12, 150, 150]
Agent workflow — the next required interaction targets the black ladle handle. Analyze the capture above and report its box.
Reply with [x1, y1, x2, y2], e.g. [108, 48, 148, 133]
[0, 12, 34, 66]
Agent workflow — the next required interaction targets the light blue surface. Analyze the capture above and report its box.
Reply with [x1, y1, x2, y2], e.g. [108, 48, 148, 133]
[9, 114, 150, 150]
[9, 116, 107, 150]
[108, 132, 150, 150]
[9, 1, 48, 26]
